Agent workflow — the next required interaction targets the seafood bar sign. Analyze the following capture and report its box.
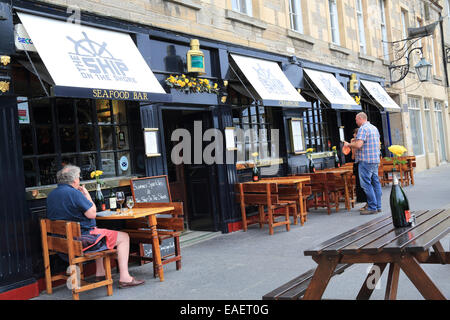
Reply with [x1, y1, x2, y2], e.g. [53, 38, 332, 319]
[17, 12, 167, 101]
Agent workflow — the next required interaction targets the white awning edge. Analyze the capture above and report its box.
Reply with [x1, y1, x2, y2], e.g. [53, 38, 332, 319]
[230, 54, 308, 107]
[17, 12, 166, 96]
[360, 80, 401, 113]
[303, 68, 359, 109]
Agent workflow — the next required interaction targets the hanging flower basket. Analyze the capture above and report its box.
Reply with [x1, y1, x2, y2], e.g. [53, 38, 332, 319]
[165, 74, 220, 94]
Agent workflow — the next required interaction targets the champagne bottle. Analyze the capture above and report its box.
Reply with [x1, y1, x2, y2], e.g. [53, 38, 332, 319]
[334, 153, 340, 168]
[390, 175, 411, 228]
[252, 165, 260, 182]
[95, 184, 106, 212]
[308, 157, 316, 173]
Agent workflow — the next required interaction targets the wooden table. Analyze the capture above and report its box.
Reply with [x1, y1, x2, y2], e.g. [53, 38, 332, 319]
[302, 209, 450, 300]
[96, 206, 175, 282]
[255, 177, 311, 225]
[318, 168, 353, 211]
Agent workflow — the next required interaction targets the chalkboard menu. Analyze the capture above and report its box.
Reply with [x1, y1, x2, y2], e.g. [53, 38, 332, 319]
[131, 176, 171, 203]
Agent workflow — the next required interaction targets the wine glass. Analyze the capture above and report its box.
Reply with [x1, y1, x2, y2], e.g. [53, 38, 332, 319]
[116, 191, 125, 213]
[126, 196, 134, 212]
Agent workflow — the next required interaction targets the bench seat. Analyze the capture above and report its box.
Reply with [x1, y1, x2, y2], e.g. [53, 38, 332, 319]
[262, 263, 352, 300]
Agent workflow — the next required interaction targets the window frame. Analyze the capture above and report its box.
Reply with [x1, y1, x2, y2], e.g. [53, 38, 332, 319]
[289, 0, 304, 34]
[379, 0, 389, 60]
[423, 99, 434, 153]
[20, 97, 139, 187]
[356, 0, 366, 54]
[232, 0, 253, 17]
[328, 0, 340, 45]
[408, 97, 425, 156]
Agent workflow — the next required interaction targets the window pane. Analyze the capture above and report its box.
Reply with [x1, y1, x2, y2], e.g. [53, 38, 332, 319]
[21, 126, 34, 155]
[36, 127, 54, 154]
[425, 111, 434, 152]
[32, 101, 52, 125]
[57, 99, 75, 125]
[410, 109, 424, 155]
[23, 159, 37, 187]
[112, 100, 127, 124]
[59, 126, 76, 153]
[77, 99, 93, 125]
[80, 153, 97, 180]
[117, 126, 129, 150]
[96, 99, 112, 124]
[79, 126, 96, 152]
[100, 152, 116, 178]
[99, 126, 115, 151]
[38, 158, 58, 186]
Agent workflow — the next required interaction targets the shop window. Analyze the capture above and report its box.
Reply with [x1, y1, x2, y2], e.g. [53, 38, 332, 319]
[20, 98, 141, 187]
[302, 100, 330, 152]
[232, 106, 274, 163]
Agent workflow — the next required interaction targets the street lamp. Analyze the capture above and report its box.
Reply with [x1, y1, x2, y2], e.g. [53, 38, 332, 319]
[388, 20, 438, 85]
[414, 57, 432, 82]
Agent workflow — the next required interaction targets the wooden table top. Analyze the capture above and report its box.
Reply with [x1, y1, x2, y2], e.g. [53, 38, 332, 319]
[304, 209, 450, 256]
[96, 206, 175, 220]
[242, 177, 311, 185]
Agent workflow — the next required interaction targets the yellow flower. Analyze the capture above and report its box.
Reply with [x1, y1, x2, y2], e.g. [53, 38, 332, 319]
[182, 74, 186, 78]
[332, 146, 337, 151]
[207, 85, 211, 89]
[214, 83, 218, 89]
[251, 152, 259, 158]
[90, 171, 95, 179]
[204, 79, 209, 85]
[306, 148, 314, 153]
[388, 145, 407, 157]
[90, 170, 103, 178]
[185, 78, 189, 83]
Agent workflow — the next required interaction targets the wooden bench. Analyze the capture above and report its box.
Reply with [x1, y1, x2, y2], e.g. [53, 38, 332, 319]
[262, 263, 352, 300]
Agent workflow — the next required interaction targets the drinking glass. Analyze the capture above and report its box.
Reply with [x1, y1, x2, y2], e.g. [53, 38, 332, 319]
[126, 196, 134, 211]
[116, 191, 125, 213]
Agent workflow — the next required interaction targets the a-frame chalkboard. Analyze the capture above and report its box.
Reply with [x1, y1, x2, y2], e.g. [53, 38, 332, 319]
[130, 175, 172, 203]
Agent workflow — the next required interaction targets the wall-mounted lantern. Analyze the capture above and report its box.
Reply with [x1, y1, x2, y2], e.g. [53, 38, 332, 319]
[187, 39, 205, 75]
[348, 73, 359, 94]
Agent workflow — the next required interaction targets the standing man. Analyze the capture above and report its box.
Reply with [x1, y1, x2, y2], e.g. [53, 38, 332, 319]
[344, 112, 382, 215]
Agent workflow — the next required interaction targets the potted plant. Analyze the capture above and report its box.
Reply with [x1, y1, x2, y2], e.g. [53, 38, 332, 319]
[306, 148, 315, 173]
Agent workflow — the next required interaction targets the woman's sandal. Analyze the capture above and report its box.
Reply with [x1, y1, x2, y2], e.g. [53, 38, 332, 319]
[119, 277, 145, 289]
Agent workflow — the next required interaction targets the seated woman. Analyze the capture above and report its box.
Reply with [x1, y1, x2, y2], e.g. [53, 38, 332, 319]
[46, 164, 145, 288]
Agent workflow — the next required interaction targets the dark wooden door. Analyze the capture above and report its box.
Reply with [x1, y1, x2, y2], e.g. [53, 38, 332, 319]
[181, 111, 219, 231]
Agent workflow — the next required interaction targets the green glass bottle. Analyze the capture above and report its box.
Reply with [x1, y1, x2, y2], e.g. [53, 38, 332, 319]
[390, 175, 411, 228]
[252, 165, 260, 182]
[308, 157, 316, 173]
[95, 184, 106, 212]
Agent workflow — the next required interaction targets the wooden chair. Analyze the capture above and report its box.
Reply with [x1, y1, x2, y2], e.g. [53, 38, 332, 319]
[277, 184, 312, 226]
[123, 202, 184, 276]
[236, 183, 295, 235]
[296, 173, 341, 215]
[40, 219, 116, 300]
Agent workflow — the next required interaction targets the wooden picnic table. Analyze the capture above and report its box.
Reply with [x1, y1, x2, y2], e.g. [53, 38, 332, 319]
[240, 177, 311, 227]
[96, 206, 175, 282]
[317, 167, 353, 211]
[259, 177, 311, 225]
[302, 209, 450, 300]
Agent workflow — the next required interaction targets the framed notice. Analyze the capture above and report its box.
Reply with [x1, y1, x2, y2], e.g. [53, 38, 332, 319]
[225, 127, 237, 151]
[144, 128, 161, 157]
[289, 118, 306, 154]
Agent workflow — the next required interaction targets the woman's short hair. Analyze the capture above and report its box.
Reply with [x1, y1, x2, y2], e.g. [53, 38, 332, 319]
[56, 165, 80, 185]
[353, 128, 359, 135]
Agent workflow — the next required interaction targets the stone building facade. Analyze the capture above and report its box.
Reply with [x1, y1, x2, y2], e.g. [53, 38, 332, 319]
[33, 0, 450, 171]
